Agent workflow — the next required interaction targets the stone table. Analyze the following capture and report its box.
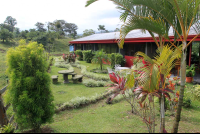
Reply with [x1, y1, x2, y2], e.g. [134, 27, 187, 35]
[58, 70, 74, 83]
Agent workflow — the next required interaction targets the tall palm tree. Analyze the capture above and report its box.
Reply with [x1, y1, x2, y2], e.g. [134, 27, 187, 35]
[86, 0, 200, 133]
[86, 0, 178, 133]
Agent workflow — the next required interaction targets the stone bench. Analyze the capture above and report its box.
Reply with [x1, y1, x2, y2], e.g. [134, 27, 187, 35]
[72, 75, 83, 84]
[68, 72, 77, 78]
[51, 75, 58, 84]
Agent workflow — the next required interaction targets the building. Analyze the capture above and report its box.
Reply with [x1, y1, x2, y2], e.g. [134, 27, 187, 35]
[69, 28, 200, 68]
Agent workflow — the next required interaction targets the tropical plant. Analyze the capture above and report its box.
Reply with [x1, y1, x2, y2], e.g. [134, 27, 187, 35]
[0, 123, 14, 133]
[105, 45, 181, 133]
[5, 40, 55, 132]
[75, 50, 83, 61]
[86, 0, 200, 133]
[186, 64, 196, 77]
[92, 49, 109, 71]
[194, 85, 200, 101]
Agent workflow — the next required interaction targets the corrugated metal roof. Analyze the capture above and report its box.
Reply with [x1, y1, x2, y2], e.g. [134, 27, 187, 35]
[71, 27, 198, 42]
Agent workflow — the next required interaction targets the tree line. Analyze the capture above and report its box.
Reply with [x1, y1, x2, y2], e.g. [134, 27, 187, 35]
[0, 16, 78, 47]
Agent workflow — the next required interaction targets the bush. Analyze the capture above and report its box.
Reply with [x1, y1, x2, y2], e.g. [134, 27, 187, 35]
[83, 79, 107, 87]
[5, 40, 55, 131]
[115, 53, 126, 67]
[109, 53, 115, 69]
[82, 50, 94, 63]
[194, 85, 200, 101]
[0, 123, 14, 133]
[75, 50, 83, 61]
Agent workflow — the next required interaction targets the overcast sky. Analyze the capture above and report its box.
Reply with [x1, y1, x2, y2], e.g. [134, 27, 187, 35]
[0, 0, 123, 34]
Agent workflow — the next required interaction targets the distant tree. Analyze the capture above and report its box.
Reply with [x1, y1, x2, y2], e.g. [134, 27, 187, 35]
[19, 30, 29, 39]
[66, 23, 78, 38]
[35, 22, 46, 32]
[0, 23, 13, 32]
[4, 16, 17, 32]
[98, 25, 106, 33]
[13, 27, 20, 38]
[0, 27, 13, 42]
[114, 28, 120, 32]
[83, 29, 95, 37]
[27, 29, 38, 40]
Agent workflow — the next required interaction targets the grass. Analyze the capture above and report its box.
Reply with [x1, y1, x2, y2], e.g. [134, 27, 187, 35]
[50, 65, 108, 106]
[1, 46, 200, 133]
[50, 38, 73, 54]
[45, 59, 200, 133]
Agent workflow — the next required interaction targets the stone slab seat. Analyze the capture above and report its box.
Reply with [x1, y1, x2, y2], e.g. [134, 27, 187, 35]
[51, 75, 58, 84]
[68, 72, 77, 78]
[72, 75, 83, 84]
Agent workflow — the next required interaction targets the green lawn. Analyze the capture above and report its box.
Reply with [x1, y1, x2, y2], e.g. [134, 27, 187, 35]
[46, 60, 200, 133]
[1, 51, 200, 133]
[50, 65, 108, 105]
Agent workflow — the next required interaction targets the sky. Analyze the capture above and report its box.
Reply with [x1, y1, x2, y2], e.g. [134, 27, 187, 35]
[0, 0, 123, 34]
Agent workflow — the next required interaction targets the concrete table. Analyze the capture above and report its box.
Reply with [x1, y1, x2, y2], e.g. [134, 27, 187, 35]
[58, 70, 74, 83]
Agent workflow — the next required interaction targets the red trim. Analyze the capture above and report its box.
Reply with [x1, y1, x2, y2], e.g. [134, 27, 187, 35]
[69, 34, 200, 44]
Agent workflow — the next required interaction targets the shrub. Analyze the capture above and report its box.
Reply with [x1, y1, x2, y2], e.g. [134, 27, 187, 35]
[194, 85, 200, 101]
[115, 53, 126, 67]
[0, 123, 14, 133]
[5, 40, 55, 131]
[83, 79, 107, 87]
[82, 50, 94, 63]
[92, 49, 109, 71]
[75, 50, 83, 61]
[109, 53, 116, 69]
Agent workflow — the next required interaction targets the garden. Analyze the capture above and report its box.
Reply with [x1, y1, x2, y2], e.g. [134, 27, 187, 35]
[1, 0, 200, 133]
[1, 40, 200, 133]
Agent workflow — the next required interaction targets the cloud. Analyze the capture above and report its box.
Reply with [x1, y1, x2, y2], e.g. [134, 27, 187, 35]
[0, 0, 122, 34]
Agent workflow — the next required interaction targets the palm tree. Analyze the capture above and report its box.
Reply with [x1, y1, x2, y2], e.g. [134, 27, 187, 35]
[92, 49, 109, 71]
[86, 0, 200, 133]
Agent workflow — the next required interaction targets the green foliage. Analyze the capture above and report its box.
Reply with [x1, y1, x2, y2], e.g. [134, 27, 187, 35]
[83, 79, 107, 87]
[115, 53, 126, 67]
[82, 29, 95, 37]
[75, 50, 83, 61]
[0, 28, 13, 42]
[55, 91, 113, 113]
[194, 85, 200, 101]
[186, 64, 196, 77]
[76, 63, 109, 81]
[5, 40, 55, 131]
[183, 97, 191, 108]
[109, 53, 115, 69]
[0, 123, 14, 133]
[82, 50, 94, 63]
[92, 49, 109, 71]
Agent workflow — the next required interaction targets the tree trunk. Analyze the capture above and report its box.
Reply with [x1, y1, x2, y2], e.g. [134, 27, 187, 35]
[160, 94, 165, 133]
[171, 42, 187, 133]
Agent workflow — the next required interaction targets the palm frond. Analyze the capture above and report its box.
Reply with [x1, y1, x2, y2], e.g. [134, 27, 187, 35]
[85, 0, 98, 7]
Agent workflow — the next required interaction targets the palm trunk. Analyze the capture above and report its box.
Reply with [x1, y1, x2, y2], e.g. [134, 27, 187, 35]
[160, 94, 165, 133]
[171, 41, 187, 133]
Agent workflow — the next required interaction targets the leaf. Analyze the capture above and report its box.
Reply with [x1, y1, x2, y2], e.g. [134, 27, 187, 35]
[138, 92, 147, 99]
[140, 94, 147, 103]
[164, 92, 171, 100]
[164, 88, 174, 93]
[152, 92, 161, 98]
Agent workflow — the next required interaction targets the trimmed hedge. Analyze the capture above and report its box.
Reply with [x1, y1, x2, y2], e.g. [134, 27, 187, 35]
[75, 50, 83, 61]
[82, 50, 94, 63]
[108, 53, 126, 69]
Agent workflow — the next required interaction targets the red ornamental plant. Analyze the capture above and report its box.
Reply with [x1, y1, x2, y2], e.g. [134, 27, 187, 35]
[106, 72, 127, 104]
[62, 54, 66, 61]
